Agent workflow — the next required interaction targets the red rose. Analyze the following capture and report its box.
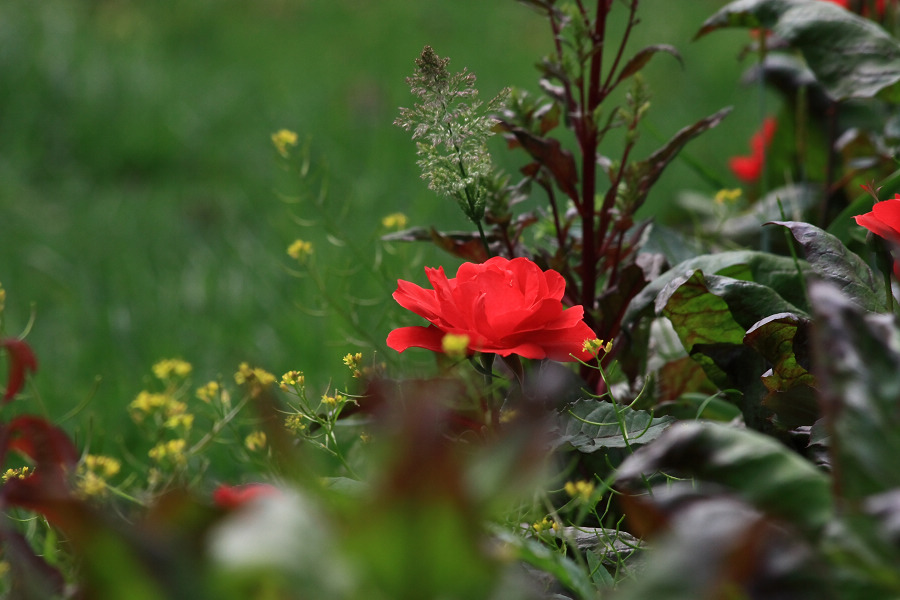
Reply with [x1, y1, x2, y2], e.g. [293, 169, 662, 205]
[729, 117, 777, 183]
[213, 483, 279, 509]
[855, 194, 900, 243]
[387, 256, 596, 362]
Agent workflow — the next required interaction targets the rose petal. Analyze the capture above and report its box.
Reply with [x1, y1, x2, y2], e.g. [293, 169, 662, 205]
[386, 325, 447, 353]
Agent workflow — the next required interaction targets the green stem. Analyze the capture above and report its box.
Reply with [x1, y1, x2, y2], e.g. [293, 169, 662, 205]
[480, 352, 498, 428]
[884, 263, 895, 314]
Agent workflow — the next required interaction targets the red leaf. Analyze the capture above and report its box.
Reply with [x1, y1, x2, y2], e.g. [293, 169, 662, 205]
[0, 417, 79, 526]
[1, 339, 38, 403]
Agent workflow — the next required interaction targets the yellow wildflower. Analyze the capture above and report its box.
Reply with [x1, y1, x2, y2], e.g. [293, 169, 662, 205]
[564, 480, 595, 502]
[287, 239, 313, 261]
[0, 281, 5, 313]
[381, 212, 409, 229]
[714, 188, 742, 205]
[322, 394, 346, 406]
[532, 517, 559, 534]
[284, 414, 307, 433]
[78, 472, 107, 496]
[77, 455, 121, 497]
[149, 439, 188, 465]
[196, 381, 220, 403]
[441, 333, 470, 359]
[281, 370, 305, 390]
[2, 467, 31, 482]
[245, 431, 267, 451]
[342, 353, 363, 377]
[164, 413, 194, 430]
[234, 363, 276, 396]
[130, 391, 174, 420]
[271, 129, 298, 157]
[581, 338, 613, 356]
[152, 358, 192, 380]
[84, 455, 121, 478]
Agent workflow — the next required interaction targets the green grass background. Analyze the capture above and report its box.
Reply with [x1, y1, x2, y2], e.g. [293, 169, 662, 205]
[1, 0, 760, 442]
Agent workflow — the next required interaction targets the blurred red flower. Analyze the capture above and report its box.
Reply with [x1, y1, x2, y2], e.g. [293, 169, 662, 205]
[729, 117, 777, 183]
[821, 0, 887, 15]
[213, 483, 280, 509]
[387, 256, 596, 362]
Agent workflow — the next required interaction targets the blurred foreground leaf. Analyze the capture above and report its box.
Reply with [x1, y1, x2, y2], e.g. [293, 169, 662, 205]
[616, 421, 833, 533]
[808, 281, 900, 501]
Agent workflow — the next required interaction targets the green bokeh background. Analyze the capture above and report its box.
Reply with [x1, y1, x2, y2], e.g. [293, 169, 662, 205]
[0, 0, 762, 442]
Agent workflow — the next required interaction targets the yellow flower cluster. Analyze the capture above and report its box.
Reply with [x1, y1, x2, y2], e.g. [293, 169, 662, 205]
[441, 333, 470, 359]
[131, 391, 173, 417]
[149, 439, 187, 465]
[2, 467, 32, 482]
[152, 358, 192, 380]
[342, 352, 363, 378]
[714, 188, 742, 205]
[582, 338, 613, 356]
[271, 128, 298, 157]
[196, 381, 220, 403]
[164, 413, 194, 431]
[287, 239, 313, 261]
[280, 370, 305, 390]
[85, 455, 121, 478]
[234, 363, 276, 397]
[321, 393, 345, 406]
[129, 390, 193, 430]
[284, 414, 307, 433]
[77, 455, 122, 497]
[0, 281, 5, 314]
[381, 212, 409, 229]
[245, 431, 267, 451]
[564, 480, 595, 502]
[532, 517, 559, 534]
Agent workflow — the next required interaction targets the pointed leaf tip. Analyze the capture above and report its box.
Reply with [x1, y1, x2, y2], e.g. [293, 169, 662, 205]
[1, 339, 38, 403]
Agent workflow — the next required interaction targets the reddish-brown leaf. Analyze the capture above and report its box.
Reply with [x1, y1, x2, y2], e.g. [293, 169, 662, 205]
[1, 339, 38, 403]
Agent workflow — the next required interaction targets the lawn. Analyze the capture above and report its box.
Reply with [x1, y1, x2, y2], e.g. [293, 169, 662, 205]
[1, 0, 748, 437]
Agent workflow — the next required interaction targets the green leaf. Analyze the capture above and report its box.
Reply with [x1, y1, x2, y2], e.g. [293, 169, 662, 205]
[553, 398, 675, 453]
[657, 270, 747, 348]
[615, 421, 834, 533]
[626, 250, 809, 326]
[769, 220, 885, 312]
[809, 280, 900, 501]
[697, 0, 900, 101]
[743, 312, 818, 429]
[654, 269, 806, 429]
[658, 269, 807, 343]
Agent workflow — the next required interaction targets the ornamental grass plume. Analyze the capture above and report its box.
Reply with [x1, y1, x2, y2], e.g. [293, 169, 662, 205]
[387, 256, 596, 362]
